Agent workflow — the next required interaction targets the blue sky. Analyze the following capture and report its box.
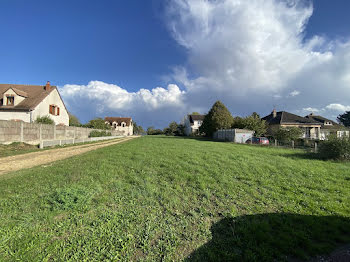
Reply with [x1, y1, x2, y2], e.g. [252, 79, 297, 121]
[1, 0, 350, 127]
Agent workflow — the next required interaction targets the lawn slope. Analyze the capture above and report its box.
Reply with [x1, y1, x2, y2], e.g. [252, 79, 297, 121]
[0, 136, 349, 261]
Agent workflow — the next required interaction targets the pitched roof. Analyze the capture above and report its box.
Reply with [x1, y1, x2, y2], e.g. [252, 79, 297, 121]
[189, 114, 205, 123]
[262, 111, 320, 125]
[305, 114, 349, 130]
[105, 117, 132, 126]
[0, 84, 56, 111]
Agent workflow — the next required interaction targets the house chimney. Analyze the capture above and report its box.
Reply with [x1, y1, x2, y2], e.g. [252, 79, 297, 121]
[45, 81, 51, 91]
[272, 108, 277, 118]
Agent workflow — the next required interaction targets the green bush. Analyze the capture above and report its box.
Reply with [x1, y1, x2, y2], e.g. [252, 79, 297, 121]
[35, 115, 54, 125]
[318, 135, 350, 161]
[89, 130, 112, 137]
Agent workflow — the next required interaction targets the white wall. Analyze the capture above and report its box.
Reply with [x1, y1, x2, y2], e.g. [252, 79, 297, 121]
[0, 111, 31, 122]
[109, 121, 133, 136]
[32, 89, 69, 126]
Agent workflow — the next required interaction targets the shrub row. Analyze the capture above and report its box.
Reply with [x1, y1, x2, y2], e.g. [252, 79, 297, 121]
[318, 135, 350, 161]
[89, 130, 112, 138]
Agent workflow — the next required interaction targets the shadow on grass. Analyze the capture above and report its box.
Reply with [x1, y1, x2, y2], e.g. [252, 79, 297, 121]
[147, 135, 214, 142]
[185, 213, 350, 262]
[279, 152, 322, 161]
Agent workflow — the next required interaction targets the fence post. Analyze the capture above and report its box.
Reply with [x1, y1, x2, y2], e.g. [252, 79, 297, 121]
[20, 121, 24, 142]
[292, 140, 295, 149]
[275, 139, 277, 147]
[53, 125, 56, 140]
[64, 126, 67, 139]
[314, 142, 318, 153]
[39, 124, 42, 142]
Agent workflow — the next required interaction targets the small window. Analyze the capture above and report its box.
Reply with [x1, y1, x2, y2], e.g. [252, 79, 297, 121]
[7, 96, 14, 106]
[49, 105, 59, 115]
[122, 122, 126, 127]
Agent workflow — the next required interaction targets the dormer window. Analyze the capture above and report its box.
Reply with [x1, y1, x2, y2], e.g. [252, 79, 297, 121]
[6, 96, 14, 106]
[324, 121, 332, 126]
[121, 122, 126, 127]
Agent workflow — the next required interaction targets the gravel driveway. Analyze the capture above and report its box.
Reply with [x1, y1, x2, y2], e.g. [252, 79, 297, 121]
[0, 136, 138, 175]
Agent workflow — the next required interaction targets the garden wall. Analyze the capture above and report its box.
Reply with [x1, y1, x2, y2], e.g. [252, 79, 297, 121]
[213, 129, 254, 143]
[0, 120, 124, 145]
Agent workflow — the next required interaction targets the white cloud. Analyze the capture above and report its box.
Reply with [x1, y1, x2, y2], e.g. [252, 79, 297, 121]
[61, 0, 350, 125]
[325, 103, 350, 112]
[59, 81, 186, 125]
[164, 0, 350, 120]
[289, 90, 300, 97]
[303, 107, 320, 113]
[61, 81, 185, 111]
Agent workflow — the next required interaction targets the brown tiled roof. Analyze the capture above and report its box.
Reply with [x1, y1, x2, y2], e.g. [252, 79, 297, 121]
[0, 84, 56, 111]
[262, 111, 320, 125]
[105, 117, 132, 126]
[305, 114, 349, 130]
[189, 114, 205, 123]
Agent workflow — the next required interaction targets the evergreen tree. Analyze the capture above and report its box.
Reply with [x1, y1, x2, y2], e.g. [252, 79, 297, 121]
[337, 111, 350, 127]
[200, 101, 234, 136]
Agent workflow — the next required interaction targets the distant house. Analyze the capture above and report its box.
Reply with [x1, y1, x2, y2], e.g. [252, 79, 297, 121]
[305, 113, 349, 139]
[105, 117, 133, 136]
[262, 109, 322, 139]
[0, 81, 69, 125]
[184, 114, 205, 136]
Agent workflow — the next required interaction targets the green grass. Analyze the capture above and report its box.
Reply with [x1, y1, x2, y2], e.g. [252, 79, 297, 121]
[0, 138, 122, 158]
[0, 136, 349, 261]
[0, 142, 40, 157]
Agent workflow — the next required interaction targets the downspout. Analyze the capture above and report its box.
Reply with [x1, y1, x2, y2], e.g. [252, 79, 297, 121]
[30, 110, 33, 123]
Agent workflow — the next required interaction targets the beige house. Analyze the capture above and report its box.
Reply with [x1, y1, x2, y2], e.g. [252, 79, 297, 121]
[262, 110, 322, 139]
[184, 114, 205, 136]
[0, 82, 69, 126]
[105, 117, 133, 136]
[305, 113, 349, 140]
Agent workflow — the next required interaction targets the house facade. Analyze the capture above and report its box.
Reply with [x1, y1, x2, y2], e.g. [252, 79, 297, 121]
[105, 117, 133, 136]
[0, 82, 69, 125]
[184, 114, 205, 136]
[305, 113, 349, 139]
[262, 109, 322, 139]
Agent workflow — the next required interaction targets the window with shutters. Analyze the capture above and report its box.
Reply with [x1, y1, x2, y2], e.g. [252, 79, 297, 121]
[49, 105, 60, 115]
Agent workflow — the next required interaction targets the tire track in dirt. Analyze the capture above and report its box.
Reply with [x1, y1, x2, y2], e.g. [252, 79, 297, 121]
[0, 136, 139, 175]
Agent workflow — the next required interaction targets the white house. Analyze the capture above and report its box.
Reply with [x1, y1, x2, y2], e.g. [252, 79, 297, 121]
[0, 82, 69, 125]
[105, 117, 133, 136]
[184, 114, 205, 136]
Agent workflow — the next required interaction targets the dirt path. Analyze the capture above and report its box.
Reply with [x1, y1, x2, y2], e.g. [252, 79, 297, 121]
[0, 136, 139, 175]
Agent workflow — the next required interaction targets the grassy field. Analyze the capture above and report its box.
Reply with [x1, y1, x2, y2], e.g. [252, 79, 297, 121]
[0, 142, 40, 157]
[0, 136, 349, 261]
